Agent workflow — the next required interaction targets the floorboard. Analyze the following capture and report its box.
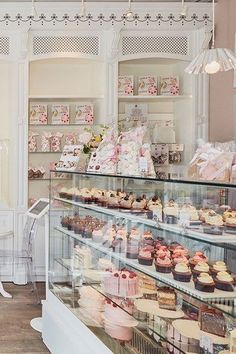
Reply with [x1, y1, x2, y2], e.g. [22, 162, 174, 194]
[0, 283, 50, 354]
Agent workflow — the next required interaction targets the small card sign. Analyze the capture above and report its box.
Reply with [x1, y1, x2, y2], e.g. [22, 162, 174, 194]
[139, 157, 148, 172]
[56, 144, 83, 171]
[125, 103, 148, 122]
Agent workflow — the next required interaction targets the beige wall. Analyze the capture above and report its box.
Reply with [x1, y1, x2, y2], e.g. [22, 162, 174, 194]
[209, 0, 236, 142]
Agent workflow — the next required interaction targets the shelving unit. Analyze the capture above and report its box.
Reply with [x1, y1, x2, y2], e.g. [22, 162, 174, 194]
[28, 58, 106, 204]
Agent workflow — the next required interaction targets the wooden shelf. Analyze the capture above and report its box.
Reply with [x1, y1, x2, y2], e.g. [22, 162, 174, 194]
[118, 95, 192, 101]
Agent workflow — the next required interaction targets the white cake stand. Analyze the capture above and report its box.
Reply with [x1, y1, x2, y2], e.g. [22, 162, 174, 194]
[134, 299, 185, 319]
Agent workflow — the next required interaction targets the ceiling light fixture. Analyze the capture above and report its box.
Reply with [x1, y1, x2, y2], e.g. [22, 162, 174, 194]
[185, 0, 236, 74]
[124, 0, 133, 18]
[80, 0, 86, 18]
[180, 0, 187, 17]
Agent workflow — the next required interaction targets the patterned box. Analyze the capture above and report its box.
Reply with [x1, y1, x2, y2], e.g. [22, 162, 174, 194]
[29, 104, 48, 125]
[138, 76, 157, 96]
[52, 104, 70, 124]
[160, 76, 179, 96]
[118, 75, 134, 96]
[75, 103, 94, 125]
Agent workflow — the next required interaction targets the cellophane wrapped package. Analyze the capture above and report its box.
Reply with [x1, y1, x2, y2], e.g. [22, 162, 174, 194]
[188, 143, 234, 182]
[87, 128, 118, 174]
[117, 126, 156, 177]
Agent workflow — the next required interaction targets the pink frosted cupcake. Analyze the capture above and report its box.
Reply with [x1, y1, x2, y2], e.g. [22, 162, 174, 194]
[155, 246, 171, 259]
[155, 256, 172, 273]
[138, 246, 154, 266]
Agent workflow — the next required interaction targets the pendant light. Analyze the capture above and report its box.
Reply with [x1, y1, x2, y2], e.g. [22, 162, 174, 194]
[80, 0, 86, 18]
[180, 0, 187, 17]
[124, 0, 133, 18]
[185, 0, 236, 74]
[31, 0, 37, 17]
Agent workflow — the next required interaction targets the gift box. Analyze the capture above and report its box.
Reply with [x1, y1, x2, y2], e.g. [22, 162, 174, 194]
[118, 75, 134, 96]
[75, 103, 94, 125]
[52, 104, 70, 125]
[29, 104, 48, 125]
[169, 144, 184, 164]
[28, 132, 39, 152]
[160, 76, 179, 96]
[138, 76, 157, 96]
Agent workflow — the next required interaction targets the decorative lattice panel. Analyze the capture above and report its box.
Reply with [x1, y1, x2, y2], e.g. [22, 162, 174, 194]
[121, 35, 188, 57]
[0, 37, 10, 56]
[32, 35, 99, 56]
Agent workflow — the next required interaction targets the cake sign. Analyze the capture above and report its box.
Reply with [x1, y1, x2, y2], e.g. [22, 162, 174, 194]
[52, 104, 70, 125]
[29, 104, 48, 125]
[118, 75, 134, 96]
[138, 76, 157, 96]
[56, 144, 83, 171]
[160, 76, 179, 96]
[75, 103, 94, 125]
[200, 334, 213, 354]
[125, 103, 148, 122]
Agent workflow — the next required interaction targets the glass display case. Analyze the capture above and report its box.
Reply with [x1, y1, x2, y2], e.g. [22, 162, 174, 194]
[48, 171, 236, 354]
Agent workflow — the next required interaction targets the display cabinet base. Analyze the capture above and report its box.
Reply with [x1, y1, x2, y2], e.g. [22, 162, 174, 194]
[42, 291, 113, 354]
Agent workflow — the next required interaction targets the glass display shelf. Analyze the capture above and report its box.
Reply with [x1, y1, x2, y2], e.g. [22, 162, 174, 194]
[118, 95, 192, 101]
[54, 197, 236, 246]
[55, 225, 236, 319]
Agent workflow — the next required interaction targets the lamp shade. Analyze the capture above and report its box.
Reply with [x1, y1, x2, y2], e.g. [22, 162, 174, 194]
[185, 48, 236, 74]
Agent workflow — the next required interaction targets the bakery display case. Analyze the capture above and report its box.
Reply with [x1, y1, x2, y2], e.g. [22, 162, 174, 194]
[48, 171, 236, 354]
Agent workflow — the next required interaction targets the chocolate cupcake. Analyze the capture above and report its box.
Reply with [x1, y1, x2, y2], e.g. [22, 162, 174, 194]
[155, 256, 172, 273]
[172, 262, 192, 282]
[215, 271, 234, 292]
[192, 262, 210, 280]
[210, 261, 228, 277]
[138, 246, 154, 266]
[195, 273, 215, 293]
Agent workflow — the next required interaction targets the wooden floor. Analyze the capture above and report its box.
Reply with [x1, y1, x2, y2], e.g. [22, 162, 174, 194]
[0, 283, 50, 354]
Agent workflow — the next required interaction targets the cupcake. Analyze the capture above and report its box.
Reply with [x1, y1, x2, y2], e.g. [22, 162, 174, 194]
[80, 188, 92, 203]
[126, 239, 139, 259]
[120, 196, 133, 209]
[215, 271, 235, 292]
[132, 196, 147, 210]
[107, 193, 120, 209]
[147, 197, 162, 219]
[61, 216, 70, 228]
[163, 199, 179, 224]
[210, 261, 228, 277]
[192, 262, 210, 280]
[92, 228, 104, 243]
[155, 246, 171, 259]
[189, 251, 208, 270]
[172, 262, 192, 282]
[199, 208, 214, 222]
[155, 256, 172, 274]
[172, 253, 189, 266]
[138, 246, 154, 266]
[97, 192, 108, 207]
[195, 273, 215, 293]
[141, 231, 154, 246]
[224, 211, 236, 233]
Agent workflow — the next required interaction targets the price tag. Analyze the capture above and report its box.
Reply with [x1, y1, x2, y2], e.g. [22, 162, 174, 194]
[200, 333, 213, 354]
[153, 209, 162, 222]
[139, 157, 148, 172]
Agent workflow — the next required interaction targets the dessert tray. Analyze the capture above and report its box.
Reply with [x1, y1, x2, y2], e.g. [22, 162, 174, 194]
[56, 226, 236, 302]
[134, 299, 184, 319]
[172, 320, 229, 345]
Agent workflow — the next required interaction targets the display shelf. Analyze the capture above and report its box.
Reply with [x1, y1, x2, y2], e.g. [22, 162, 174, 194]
[118, 95, 192, 101]
[55, 226, 236, 313]
[28, 124, 101, 127]
[29, 95, 104, 100]
[29, 151, 62, 154]
[29, 178, 71, 181]
[52, 264, 190, 354]
[54, 197, 236, 245]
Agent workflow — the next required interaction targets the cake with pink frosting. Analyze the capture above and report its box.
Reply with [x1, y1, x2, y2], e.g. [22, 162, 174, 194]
[103, 298, 137, 341]
[102, 270, 139, 297]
